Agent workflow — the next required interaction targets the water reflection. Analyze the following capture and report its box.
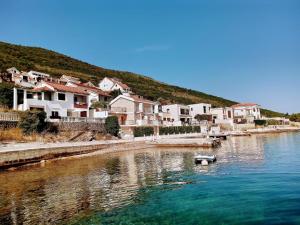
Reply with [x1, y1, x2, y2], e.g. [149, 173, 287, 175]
[0, 135, 267, 224]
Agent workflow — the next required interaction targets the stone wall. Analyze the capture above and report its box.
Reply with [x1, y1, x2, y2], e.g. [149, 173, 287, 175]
[0, 121, 18, 129]
[55, 122, 106, 132]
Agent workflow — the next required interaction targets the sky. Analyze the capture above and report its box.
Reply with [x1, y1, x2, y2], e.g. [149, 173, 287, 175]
[1, 0, 300, 113]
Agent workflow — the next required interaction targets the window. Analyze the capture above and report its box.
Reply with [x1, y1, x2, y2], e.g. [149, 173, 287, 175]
[27, 92, 33, 99]
[191, 108, 193, 111]
[203, 106, 207, 114]
[37, 92, 42, 100]
[58, 93, 66, 101]
[44, 92, 52, 101]
[51, 111, 59, 118]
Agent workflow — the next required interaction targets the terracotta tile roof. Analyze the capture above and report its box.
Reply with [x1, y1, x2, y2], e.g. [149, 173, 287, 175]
[75, 83, 111, 96]
[231, 103, 259, 108]
[130, 95, 155, 104]
[33, 86, 54, 92]
[107, 77, 130, 89]
[45, 82, 89, 95]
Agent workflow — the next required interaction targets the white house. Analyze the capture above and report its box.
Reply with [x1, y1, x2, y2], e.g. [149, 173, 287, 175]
[98, 77, 131, 93]
[211, 107, 234, 125]
[232, 103, 261, 123]
[109, 94, 161, 126]
[161, 104, 192, 126]
[59, 75, 81, 84]
[27, 70, 50, 81]
[13, 81, 91, 120]
[188, 103, 212, 124]
[66, 81, 111, 119]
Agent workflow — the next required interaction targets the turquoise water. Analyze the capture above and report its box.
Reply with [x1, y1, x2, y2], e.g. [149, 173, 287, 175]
[0, 132, 300, 224]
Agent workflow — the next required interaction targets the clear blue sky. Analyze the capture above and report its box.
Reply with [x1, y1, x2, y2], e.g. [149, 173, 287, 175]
[1, 0, 299, 113]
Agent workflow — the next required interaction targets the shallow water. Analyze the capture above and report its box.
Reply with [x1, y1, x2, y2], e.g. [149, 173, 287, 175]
[0, 132, 300, 224]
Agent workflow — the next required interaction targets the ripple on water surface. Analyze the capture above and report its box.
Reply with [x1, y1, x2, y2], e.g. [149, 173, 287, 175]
[0, 132, 300, 225]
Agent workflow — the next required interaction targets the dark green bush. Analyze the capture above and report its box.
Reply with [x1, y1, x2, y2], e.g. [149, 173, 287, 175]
[159, 126, 201, 135]
[105, 116, 120, 136]
[0, 82, 14, 108]
[133, 126, 154, 137]
[254, 120, 267, 126]
[18, 110, 47, 135]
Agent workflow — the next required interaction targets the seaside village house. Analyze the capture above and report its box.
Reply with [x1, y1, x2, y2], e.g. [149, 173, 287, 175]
[109, 94, 161, 126]
[98, 77, 131, 93]
[13, 76, 111, 122]
[161, 104, 192, 126]
[7, 68, 50, 88]
[13, 81, 91, 120]
[231, 103, 261, 123]
[210, 107, 234, 125]
[188, 103, 212, 124]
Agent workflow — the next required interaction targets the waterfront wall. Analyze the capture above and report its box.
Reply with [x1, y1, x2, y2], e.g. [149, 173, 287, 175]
[55, 122, 105, 132]
[0, 141, 149, 169]
[0, 121, 18, 129]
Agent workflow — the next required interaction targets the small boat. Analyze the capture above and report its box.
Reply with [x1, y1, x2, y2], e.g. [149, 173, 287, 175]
[194, 154, 217, 164]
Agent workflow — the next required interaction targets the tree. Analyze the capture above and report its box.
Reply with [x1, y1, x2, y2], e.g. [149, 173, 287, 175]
[194, 114, 211, 122]
[104, 116, 120, 137]
[110, 89, 122, 99]
[289, 113, 300, 122]
[18, 110, 47, 135]
[91, 100, 107, 109]
[0, 82, 14, 108]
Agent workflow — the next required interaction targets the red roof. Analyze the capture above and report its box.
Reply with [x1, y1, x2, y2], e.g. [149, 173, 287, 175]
[231, 103, 259, 108]
[33, 86, 54, 92]
[108, 77, 130, 89]
[130, 95, 155, 104]
[75, 83, 111, 96]
[45, 82, 89, 95]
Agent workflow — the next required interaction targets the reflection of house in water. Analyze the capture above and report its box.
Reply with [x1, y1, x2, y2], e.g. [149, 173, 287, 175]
[0, 149, 195, 224]
[218, 136, 265, 163]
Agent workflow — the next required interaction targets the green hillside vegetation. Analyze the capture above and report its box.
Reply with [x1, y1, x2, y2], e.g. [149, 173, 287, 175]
[0, 41, 284, 117]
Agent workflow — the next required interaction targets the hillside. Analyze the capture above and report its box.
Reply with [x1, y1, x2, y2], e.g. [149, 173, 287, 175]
[0, 41, 283, 117]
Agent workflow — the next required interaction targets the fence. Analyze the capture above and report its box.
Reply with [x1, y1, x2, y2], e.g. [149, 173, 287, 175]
[0, 112, 20, 121]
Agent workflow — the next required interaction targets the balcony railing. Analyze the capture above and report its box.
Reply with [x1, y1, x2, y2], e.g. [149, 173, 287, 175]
[110, 107, 127, 113]
[0, 112, 20, 121]
[60, 117, 105, 123]
[74, 103, 88, 109]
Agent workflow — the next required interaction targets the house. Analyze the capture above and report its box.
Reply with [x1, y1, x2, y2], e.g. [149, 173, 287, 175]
[232, 103, 261, 123]
[27, 70, 50, 82]
[66, 81, 111, 119]
[188, 103, 212, 124]
[13, 81, 91, 120]
[161, 104, 192, 126]
[109, 94, 161, 126]
[99, 77, 131, 93]
[59, 75, 81, 84]
[211, 107, 234, 125]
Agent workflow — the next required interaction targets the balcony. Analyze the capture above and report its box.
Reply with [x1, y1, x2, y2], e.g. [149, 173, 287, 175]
[74, 102, 88, 109]
[110, 107, 127, 113]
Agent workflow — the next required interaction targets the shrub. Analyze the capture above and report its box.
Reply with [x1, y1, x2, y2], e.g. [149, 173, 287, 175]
[194, 114, 211, 122]
[105, 116, 120, 136]
[18, 110, 47, 135]
[133, 126, 154, 137]
[0, 82, 14, 108]
[267, 120, 281, 126]
[289, 113, 300, 122]
[254, 120, 267, 126]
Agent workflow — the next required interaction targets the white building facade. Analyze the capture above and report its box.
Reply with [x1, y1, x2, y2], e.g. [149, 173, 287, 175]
[161, 104, 192, 126]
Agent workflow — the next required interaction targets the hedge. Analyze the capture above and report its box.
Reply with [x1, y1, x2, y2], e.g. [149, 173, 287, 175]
[133, 126, 154, 137]
[254, 120, 267, 126]
[105, 116, 120, 136]
[159, 126, 201, 135]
